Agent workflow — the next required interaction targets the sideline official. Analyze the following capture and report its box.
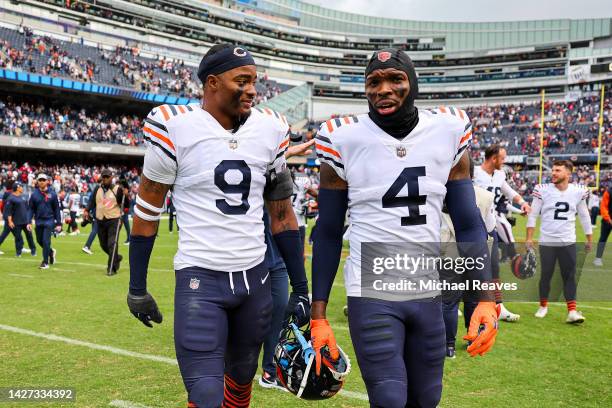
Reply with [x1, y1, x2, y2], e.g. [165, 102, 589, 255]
[84, 169, 125, 276]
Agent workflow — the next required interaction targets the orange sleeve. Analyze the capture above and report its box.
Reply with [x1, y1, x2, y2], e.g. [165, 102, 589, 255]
[601, 191, 611, 221]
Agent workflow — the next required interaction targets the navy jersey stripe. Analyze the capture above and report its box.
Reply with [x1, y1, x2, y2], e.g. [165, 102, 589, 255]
[144, 136, 177, 162]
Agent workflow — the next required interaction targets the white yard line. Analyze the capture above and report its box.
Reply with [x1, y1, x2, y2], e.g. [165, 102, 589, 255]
[109, 400, 153, 408]
[0, 324, 177, 365]
[0, 257, 170, 273]
[0, 323, 368, 402]
[8, 273, 34, 278]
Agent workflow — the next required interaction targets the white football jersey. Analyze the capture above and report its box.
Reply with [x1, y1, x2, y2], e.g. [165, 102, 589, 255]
[69, 192, 81, 212]
[292, 173, 311, 227]
[142, 104, 290, 271]
[316, 107, 472, 297]
[473, 166, 518, 208]
[527, 183, 592, 244]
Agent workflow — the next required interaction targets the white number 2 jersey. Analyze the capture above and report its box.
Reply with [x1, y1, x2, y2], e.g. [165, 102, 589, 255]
[527, 183, 592, 244]
[316, 107, 472, 297]
[142, 104, 289, 272]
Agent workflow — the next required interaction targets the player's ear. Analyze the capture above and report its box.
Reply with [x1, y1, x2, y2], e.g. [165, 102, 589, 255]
[206, 74, 219, 91]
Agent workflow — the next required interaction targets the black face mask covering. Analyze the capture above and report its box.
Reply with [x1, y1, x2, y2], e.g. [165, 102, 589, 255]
[366, 49, 419, 140]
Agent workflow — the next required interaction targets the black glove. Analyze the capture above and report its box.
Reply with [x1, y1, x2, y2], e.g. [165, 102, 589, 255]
[285, 292, 311, 327]
[127, 292, 163, 328]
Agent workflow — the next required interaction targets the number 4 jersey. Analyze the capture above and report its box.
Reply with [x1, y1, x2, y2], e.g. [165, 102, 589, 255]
[316, 107, 472, 296]
[527, 183, 592, 244]
[142, 104, 290, 271]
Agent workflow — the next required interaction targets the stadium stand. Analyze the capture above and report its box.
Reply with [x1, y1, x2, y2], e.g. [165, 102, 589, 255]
[0, 25, 288, 101]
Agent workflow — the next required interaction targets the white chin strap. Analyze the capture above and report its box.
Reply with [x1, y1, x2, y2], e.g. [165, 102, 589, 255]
[134, 195, 165, 221]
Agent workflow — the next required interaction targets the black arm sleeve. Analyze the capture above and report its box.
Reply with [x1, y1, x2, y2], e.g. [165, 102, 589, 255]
[446, 179, 494, 302]
[312, 188, 348, 302]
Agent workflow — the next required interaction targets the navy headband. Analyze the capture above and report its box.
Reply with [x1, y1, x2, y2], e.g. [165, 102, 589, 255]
[197, 45, 256, 84]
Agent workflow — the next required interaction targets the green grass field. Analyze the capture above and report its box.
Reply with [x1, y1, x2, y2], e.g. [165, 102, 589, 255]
[0, 217, 610, 408]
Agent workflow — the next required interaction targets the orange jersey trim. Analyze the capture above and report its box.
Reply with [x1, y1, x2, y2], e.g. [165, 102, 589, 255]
[143, 126, 176, 152]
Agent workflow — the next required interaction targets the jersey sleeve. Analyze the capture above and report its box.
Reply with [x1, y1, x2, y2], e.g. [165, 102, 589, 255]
[576, 189, 593, 235]
[315, 122, 346, 180]
[452, 108, 472, 167]
[142, 107, 177, 185]
[501, 180, 519, 202]
[526, 185, 543, 228]
[266, 120, 290, 175]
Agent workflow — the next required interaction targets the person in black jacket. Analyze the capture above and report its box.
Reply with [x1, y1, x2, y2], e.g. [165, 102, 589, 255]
[28, 174, 62, 269]
[0, 179, 14, 254]
[5, 182, 36, 257]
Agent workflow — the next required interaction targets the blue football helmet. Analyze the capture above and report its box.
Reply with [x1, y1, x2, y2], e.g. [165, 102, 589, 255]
[274, 320, 350, 399]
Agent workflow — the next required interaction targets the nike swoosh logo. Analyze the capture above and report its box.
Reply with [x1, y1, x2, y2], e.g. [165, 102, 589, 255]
[261, 272, 270, 285]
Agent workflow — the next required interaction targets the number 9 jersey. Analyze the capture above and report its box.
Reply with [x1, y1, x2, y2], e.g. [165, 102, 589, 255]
[315, 107, 472, 297]
[141, 104, 290, 272]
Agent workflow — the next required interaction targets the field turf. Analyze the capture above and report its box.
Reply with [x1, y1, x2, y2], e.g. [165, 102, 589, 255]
[0, 216, 610, 407]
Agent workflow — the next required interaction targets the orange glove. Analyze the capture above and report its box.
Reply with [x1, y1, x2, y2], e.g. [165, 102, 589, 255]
[463, 302, 499, 357]
[311, 319, 340, 375]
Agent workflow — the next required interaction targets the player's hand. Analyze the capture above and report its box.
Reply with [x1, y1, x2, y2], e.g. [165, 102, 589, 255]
[285, 139, 315, 159]
[8, 220, 14, 229]
[311, 318, 340, 375]
[520, 202, 531, 215]
[127, 292, 163, 328]
[54, 225, 62, 233]
[525, 239, 534, 250]
[285, 292, 311, 327]
[26, 224, 32, 232]
[463, 301, 499, 357]
[585, 241, 592, 252]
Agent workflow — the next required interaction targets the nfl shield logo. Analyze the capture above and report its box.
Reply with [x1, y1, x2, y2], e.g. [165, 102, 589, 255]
[229, 139, 238, 150]
[377, 51, 392, 62]
[396, 146, 407, 158]
[189, 278, 200, 290]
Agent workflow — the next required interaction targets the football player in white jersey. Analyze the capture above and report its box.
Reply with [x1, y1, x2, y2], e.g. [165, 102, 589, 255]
[441, 158, 497, 359]
[291, 170, 318, 249]
[126, 44, 309, 408]
[311, 49, 499, 408]
[473, 145, 530, 322]
[526, 160, 592, 324]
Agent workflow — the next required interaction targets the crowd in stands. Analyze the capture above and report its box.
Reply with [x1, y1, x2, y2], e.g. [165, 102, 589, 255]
[0, 161, 140, 205]
[0, 96, 144, 145]
[0, 26, 288, 101]
[1, 26, 97, 83]
[466, 92, 612, 156]
[1, 90, 610, 169]
[505, 165, 611, 198]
